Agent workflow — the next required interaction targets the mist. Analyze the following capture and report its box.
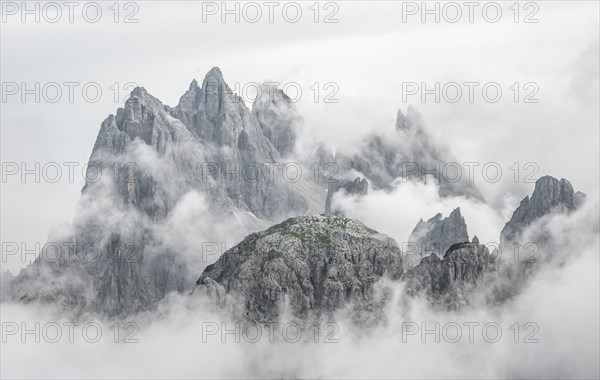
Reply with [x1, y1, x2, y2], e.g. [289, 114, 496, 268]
[2, 1, 599, 378]
[2, 174, 598, 379]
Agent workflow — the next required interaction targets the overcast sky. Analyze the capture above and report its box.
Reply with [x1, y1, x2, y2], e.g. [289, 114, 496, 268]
[1, 1, 599, 274]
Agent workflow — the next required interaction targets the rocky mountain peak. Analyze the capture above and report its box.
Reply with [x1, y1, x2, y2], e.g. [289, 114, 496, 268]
[500, 175, 585, 246]
[395, 105, 424, 131]
[200, 66, 231, 122]
[406, 207, 470, 269]
[333, 105, 484, 201]
[88, 85, 191, 165]
[129, 85, 150, 97]
[118, 87, 169, 126]
[9, 67, 327, 317]
[173, 66, 247, 137]
[13, 66, 581, 324]
[533, 176, 575, 204]
[194, 214, 403, 322]
[403, 242, 496, 309]
[188, 78, 198, 90]
[203, 66, 225, 83]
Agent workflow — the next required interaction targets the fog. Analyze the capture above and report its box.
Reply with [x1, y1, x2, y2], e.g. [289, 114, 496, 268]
[2, 1, 599, 378]
[2, 194, 598, 378]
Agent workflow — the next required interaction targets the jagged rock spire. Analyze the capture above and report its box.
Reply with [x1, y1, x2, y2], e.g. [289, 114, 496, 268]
[406, 207, 470, 269]
[9, 67, 327, 317]
[500, 175, 585, 246]
[333, 105, 484, 201]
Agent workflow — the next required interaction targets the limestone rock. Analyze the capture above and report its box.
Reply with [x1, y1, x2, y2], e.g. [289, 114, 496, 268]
[500, 175, 584, 246]
[9, 67, 326, 317]
[403, 242, 496, 309]
[193, 214, 403, 322]
[332, 106, 484, 201]
[405, 207, 470, 269]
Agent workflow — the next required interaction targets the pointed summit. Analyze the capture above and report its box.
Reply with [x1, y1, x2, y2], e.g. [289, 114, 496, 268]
[406, 207, 470, 269]
[129, 86, 147, 97]
[125, 86, 164, 106]
[338, 104, 483, 201]
[395, 108, 411, 130]
[92, 85, 189, 156]
[396, 105, 424, 130]
[406, 105, 423, 125]
[203, 66, 225, 84]
[200, 66, 237, 122]
[448, 207, 464, 224]
[188, 79, 199, 91]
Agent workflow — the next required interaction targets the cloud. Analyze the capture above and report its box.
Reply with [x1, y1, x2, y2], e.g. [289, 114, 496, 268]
[1, 2, 599, 378]
[3, 177, 598, 379]
[331, 179, 506, 246]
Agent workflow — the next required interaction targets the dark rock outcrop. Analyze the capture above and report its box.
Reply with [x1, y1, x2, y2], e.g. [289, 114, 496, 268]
[9, 67, 326, 317]
[490, 175, 587, 303]
[10, 61, 586, 324]
[405, 207, 470, 269]
[403, 242, 496, 309]
[194, 214, 403, 322]
[500, 175, 585, 247]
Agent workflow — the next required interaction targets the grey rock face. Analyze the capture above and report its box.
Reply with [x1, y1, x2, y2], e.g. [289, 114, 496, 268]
[168, 68, 324, 221]
[194, 214, 403, 322]
[333, 106, 484, 201]
[406, 208, 470, 269]
[12, 62, 584, 324]
[403, 242, 496, 309]
[325, 177, 369, 215]
[252, 86, 299, 157]
[9, 67, 326, 317]
[490, 175, 586, 303]
[500, 175, 584, 246]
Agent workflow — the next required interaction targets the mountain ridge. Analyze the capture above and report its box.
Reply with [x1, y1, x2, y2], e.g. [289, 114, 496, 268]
[5, 67, 587, 320]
